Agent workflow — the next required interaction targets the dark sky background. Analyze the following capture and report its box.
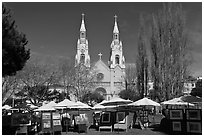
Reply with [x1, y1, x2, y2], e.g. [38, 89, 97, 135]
[4, 2, 202, 77]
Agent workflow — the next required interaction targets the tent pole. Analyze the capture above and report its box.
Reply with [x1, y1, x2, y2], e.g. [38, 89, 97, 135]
[66, 107, 68, 134]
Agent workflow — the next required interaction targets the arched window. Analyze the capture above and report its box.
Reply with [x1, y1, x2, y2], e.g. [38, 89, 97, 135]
[115, 55, 119, 64]
[80, 54, 85, 64]
[115, 34, 118, 39]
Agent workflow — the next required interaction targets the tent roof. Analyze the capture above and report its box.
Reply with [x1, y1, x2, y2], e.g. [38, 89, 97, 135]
[161, 97, 182, 105]
[34, 101, 56, 111]
[71, 101, 92, 109]
[2, 105, 12, 110]
[93, 104, 116, 109]
[55, 99, 79, 108]
[181, 95, 202, 103]
[99, 97, 133, 106]
[128, 97, 160, 106]
[161, 95, 201, 106]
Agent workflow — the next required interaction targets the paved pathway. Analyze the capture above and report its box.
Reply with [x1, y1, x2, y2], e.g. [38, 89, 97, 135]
[61, 128, 167, 135]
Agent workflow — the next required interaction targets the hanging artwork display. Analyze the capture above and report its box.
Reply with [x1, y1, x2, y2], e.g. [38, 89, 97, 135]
[187, 122, 201, 134]
[101, 112, 111, 123]
[172, 121, 182, 132]
[52, 112, 62, 132]
[116, 112, 126, 124]
[169, 109, 183, 120]
[186, 109, 201, 121]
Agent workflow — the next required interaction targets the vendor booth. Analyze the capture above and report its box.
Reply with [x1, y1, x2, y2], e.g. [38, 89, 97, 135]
[41, 111, 62, 134]
[34, 101, 62, 134]
[55, 99, 93, 133]
[161, 96, 202, 135]
[98, 109, 135, 132]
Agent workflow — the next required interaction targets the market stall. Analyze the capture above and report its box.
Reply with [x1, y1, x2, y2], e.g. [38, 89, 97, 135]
[34, 101, 62, 134]
[161, 96, 202, 134]
[127, 97, 161, 128]
[95, 97, 133, 132]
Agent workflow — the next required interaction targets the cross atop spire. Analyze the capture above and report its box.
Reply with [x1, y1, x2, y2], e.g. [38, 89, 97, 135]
[98, 53, 102, 60]
[114, 15, 117, 22]
[82, 13, 85, 20]
[80, 13, 86, 32]
[113, 15, 119, 34]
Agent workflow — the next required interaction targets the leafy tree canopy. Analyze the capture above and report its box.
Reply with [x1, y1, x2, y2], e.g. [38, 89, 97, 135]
[81, 91, 104, 106]
[190, 80, 202, 97]
[2, 4, 30, 77]
[15, 85, 60, 106]
[118, 89, 141, 102]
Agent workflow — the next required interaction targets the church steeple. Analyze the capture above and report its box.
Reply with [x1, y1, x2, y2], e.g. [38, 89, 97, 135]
[75, 13, 90, 68]
[109, 15, 125, 69]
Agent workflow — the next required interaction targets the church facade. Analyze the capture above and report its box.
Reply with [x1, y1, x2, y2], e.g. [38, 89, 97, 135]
[75, 14, 126, 100]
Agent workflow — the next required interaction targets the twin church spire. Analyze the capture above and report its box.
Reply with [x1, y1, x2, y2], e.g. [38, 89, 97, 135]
[75, 13, 125, 69]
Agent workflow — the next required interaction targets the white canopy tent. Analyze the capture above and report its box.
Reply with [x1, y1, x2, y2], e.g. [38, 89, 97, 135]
[98, 97, 133, 106]
[93, 104, 116, 110]
[70, 101, 92, 109]
[34, 101, 56, 111]
[54, 99, 80, 109]
[2, 105, 12, 110]
[161, 97, 195, 106]
[93, 97, 132, 110]
[128, 97, 160, 107]
[27, 104, 38, 109]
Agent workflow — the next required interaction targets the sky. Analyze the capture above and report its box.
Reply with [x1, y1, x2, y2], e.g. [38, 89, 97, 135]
[4, 2, 202, 77]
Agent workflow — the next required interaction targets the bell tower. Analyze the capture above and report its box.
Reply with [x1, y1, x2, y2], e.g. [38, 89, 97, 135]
[75, 13, 90, 67]
[109, 15, 125, 69]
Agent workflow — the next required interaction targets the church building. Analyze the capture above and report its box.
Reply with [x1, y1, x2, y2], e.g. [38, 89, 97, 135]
[75, 14, 126, 100]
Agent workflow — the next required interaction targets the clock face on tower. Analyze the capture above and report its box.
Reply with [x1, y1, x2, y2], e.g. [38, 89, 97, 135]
[97, 73, 104, 81]
[81, 49, 85, 53]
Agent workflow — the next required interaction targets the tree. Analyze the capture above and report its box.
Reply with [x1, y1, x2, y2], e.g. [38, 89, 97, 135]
[14, 58, 58, 105]
[150, 3, 190, 102]
[15, 85, 62, 105]
[2, 75, 21, 104]
[125, 64, 137, 89]
[71, 64, 97, 101]
[136, 14, 149, 99]
[81, 91, 104, 106]
[118, 89, 140, 102]
[56, 58, 75, 99]
[190, 79, 202, 97]
[2, 4, 30, 77]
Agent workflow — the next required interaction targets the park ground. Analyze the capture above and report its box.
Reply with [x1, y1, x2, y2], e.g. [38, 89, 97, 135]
[61, 127, 167, 135]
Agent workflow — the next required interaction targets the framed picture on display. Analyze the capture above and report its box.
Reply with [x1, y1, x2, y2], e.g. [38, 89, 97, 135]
[53, 120, 61, 126]
[42, 113, 51, 120]
[52, 113, 60, 119]
[140, 111, 144, 116]
[186, 109, 201, 120]
[187, 122, 201, 133]
[172, 121, 182, 131]
[169, 109, 183, 120]
[116, 112, 126, 124]
[144, 111, 148, 116]
[43, 121, 51, 128]
[101, 112, 110, 123]
[143, 117, 148, 122]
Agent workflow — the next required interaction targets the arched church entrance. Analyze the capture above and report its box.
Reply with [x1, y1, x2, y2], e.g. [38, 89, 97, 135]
[94, 87, 107, 98]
